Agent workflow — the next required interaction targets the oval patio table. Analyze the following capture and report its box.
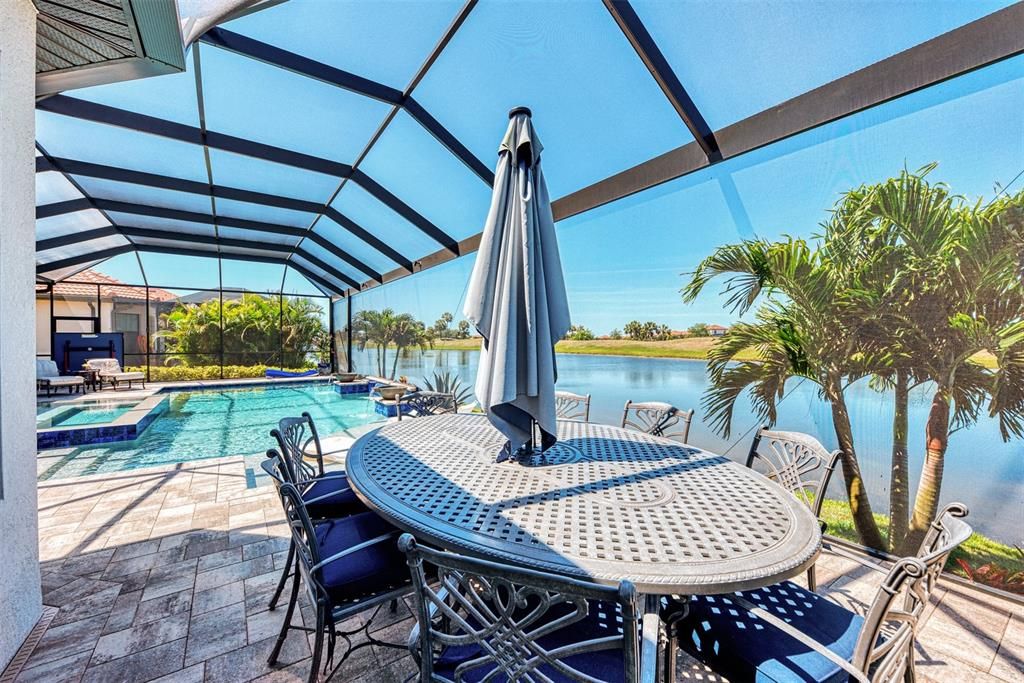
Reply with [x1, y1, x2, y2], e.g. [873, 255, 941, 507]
[346, 413, 821, 596]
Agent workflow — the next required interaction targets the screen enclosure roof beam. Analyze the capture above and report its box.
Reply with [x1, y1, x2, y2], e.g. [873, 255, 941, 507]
[346, 2, 1024, 296]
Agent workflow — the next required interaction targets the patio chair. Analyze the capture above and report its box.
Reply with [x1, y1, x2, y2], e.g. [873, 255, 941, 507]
[673, 503, 971, 683]
[746, 427, 842, 591]
[400, 533, 658, 683]
[264, 474, 411, 683]
[621, 400, 694, 444]
[555, 390, 591, 421]
[396, 390, 457, 420]
[267, 413, 368, 609]
[84, 358, 146, 390]
[36, 359, 84, 396]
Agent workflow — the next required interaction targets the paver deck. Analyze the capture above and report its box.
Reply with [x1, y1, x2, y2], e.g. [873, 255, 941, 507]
[7, 454, 1023, 682]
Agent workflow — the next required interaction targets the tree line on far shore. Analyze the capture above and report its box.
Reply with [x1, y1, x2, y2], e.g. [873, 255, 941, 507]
[565, 321, 721, 341]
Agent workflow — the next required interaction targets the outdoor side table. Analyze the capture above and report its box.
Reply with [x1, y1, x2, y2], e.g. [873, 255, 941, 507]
[75, 369, 99, 392]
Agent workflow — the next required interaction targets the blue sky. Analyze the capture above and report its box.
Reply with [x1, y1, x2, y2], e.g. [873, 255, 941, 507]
[80, 1, 1022, 334]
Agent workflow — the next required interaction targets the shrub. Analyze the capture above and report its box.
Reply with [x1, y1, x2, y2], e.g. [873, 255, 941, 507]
[608, 329, 623, 340]
[687, 323, 710, 337]
[125, 364, 315, 382]
[564, 324, 595, 341]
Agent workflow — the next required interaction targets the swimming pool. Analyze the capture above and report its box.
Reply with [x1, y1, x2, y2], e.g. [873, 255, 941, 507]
[36, 400, 139, 428]
[36, 401, 138, 428]
[39, 384, 384, 480]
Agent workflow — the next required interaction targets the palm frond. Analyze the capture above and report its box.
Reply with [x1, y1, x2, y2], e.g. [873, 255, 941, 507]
[682, 240, 775, 314]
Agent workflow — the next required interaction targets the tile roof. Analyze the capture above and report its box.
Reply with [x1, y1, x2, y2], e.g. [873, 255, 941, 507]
[48, 269, 178, 302]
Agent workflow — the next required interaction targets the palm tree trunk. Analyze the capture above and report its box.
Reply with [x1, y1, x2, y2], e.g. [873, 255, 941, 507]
[826, 375, 886, 550]
[378, 344, 386, 378]
[902, 389, 950, 554]
[888, 370, 910, 553]
[390, 345, 401, 379]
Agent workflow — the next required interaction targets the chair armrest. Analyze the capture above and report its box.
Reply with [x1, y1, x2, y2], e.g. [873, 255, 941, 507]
[314, 472, 350, 481]
[310, 531, 399, 571]
[299, 478, 354, 505]
[822, 540, 890, 574]
[729, 594, 869, 683]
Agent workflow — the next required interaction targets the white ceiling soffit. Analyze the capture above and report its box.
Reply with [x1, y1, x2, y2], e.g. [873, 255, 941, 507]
[35, 0, 190, 96]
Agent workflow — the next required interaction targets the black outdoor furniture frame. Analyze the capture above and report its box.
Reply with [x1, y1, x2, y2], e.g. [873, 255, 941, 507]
[33, 2, 1023, 303]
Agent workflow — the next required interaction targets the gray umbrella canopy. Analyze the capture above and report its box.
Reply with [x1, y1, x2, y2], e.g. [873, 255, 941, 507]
[464, 108, 571, 462]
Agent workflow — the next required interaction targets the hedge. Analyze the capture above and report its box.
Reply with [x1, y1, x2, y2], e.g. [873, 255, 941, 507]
[125, 364, 316, 382]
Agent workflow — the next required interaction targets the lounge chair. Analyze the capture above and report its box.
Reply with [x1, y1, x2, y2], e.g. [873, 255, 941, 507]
[84, 358, 146, 390]
[36, 359, 85, 396]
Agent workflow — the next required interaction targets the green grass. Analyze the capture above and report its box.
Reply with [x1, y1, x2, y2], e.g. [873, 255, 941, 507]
[430, 337, 761, 360]
[819, 499, 1023, 592]
[430, 338, 995, 366]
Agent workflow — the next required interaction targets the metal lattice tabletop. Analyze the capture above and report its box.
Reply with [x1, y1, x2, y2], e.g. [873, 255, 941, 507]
[346, 414, 821, 594]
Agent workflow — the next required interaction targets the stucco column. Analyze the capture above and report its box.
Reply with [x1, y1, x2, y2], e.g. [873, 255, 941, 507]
[0, 0, 42, 670]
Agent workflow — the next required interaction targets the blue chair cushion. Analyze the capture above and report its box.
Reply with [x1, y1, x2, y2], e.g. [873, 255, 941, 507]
[678, 581, 863, 683]
[315, 511, 408, 604]
[431, 599, 631, 682]
[302, 474, 365, 519]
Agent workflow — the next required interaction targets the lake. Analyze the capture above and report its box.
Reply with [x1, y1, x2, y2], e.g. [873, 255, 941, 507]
[352, 348, 1024, 545]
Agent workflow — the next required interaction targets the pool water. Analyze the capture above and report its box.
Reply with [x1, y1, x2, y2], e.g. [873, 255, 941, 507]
[36, 401, 138, 429]
[39, 384, 383, 480]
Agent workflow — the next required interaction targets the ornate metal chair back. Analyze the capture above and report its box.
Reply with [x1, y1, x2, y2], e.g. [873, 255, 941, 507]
[270, 412, 324, 484]
[851, 504, 971, 681]
[399, 391, 457, 420]
[276, 481, 329, 610]
[554, 390, 591, 422]
[745, 428, 842, 518]
[621, 400, 693, 444]
[260, 449, 287, 487]
[399, 534, 644, 683]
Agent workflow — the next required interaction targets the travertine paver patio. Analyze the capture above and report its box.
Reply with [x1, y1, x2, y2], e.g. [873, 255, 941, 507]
[8, 454, 1023, 682]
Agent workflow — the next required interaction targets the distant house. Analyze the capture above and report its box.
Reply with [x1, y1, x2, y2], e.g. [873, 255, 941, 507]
[707, 324, 729, 337]
[36, 269, 177, 358]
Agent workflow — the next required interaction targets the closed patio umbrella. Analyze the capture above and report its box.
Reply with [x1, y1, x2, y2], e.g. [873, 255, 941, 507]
[464, 107, 571, 462]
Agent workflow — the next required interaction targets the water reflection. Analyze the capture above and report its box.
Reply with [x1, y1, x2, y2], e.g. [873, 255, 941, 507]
[353, 348, 1024, 544]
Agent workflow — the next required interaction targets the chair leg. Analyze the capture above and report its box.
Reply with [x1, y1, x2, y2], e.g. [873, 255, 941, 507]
[268, 569, 302, 665]
[308, 607, 326, 683]
[808, 564, 818, 592]
[904, 650, 917, 683]
[269, 541, 296, 610]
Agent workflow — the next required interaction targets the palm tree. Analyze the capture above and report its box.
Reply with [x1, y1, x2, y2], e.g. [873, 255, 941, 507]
[816, 169, 955, 551]
[352, 308, 397, 377]
[389, 313, 434, 379]
[686, 167, 1024, 554]
[890, 187, 1024, 552]
[824, 168, 1024, 552]
[683, 238, 887, 550]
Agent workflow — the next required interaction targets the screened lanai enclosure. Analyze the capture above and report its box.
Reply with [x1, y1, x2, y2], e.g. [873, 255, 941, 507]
[26, 0, 1024, 650]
